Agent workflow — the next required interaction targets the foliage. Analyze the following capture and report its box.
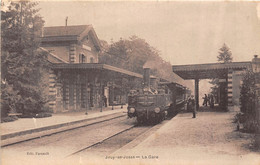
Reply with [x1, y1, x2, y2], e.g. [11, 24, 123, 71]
[1, 2, 50, 117]
[240, 70, 255, 114]
[99, 36, 154, 74]
[20, 112, 52, 118]
[217, 43, 233, 63]
[99, 36, 184, 89]
[1, 81, 21, 117]
[234, 112, 246, 123]
[35, 112, 52, 118]
[1, 116, 18, 123]
[239, 70, 258, 132]
[210, 43, 233, 109]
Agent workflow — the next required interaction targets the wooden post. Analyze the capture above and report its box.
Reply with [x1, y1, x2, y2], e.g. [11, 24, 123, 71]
[172, 83, 177, 115]
[195, 78, 199, 112]
[112, 83, 114, 110]
[85, 74, 89, 115]
[255, 73, 260, 147]
[100, 78, 103, 112]
[121, 77, 123, 109]
[76, 73, 80, 110]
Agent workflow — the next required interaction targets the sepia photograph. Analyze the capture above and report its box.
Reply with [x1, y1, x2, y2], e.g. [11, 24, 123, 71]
[1, 0, 260, 165]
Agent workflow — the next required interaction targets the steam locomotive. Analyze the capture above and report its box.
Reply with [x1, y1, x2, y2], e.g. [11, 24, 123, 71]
[127, 68, 187, 124]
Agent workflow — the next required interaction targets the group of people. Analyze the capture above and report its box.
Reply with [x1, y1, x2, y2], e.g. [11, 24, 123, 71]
[186, 94, 215, 118]
[202, 94, 214, 108]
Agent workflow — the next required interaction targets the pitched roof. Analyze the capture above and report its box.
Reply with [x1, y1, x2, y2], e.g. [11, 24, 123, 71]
[39, 47, 68, 63]
[42, 25, 101, 51]
[43, 25, 91, 37]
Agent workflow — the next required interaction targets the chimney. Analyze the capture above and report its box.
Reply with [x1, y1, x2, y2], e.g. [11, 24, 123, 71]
[143, 68, 150, 87]
[252, 55, 260, 73]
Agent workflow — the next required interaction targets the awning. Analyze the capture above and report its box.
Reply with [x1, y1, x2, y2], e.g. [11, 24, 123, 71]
[172, 62, 251, 80]
[52, 63, 143, 78]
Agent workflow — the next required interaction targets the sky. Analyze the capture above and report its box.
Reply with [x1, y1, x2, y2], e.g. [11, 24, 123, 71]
[37, 1, 260, 100]
[38, 1, 260, 65]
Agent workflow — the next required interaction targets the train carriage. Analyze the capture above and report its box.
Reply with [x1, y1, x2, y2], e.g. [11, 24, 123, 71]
[127, 68, 188, 124]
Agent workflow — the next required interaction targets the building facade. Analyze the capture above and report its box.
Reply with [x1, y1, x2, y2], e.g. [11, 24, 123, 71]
[41, 25, 142, 113]
[226, 62, 253, 106]
[42, 25, 100, 64]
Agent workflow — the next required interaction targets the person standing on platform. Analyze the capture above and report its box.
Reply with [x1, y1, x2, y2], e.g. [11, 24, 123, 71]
[103, 95, 107, 107]
[187, 96, 192, 112]
[210, 94, 214, 108]
[207, 94, 211, 106]
[190, 95, 196, 118]
[202, 94, 208, 106]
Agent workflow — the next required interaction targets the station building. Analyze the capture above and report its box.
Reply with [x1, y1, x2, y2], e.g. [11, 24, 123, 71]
[41, 25, 143, 113]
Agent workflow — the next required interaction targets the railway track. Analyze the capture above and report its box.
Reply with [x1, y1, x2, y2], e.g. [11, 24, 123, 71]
[1, 112, 126, 147]
[68, 115, 176, 158]
[2, 115, 135, 157]
[2, 110, 178, 162]
[69, 124, 161, 159]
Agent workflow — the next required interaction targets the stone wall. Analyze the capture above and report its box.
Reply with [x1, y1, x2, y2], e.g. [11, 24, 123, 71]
[232, 70, 245, 105]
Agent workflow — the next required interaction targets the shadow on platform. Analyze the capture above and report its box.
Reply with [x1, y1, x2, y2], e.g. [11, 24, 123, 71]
[197, 105, 227, 112]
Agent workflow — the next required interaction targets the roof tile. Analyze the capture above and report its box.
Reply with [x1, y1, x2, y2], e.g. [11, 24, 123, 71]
[43, 25, 90, 37]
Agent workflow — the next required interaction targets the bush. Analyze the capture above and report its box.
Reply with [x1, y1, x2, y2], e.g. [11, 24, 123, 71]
[41, 104, 53, 113]
[19, 103, 52, 118]
[1, 103, 10, 118]
[19, 112, 52, 118]
[19, 113, 35, 118]
[1, 82, 21, 117]
[234, 113, 246, 123]
[1, 116, 18, 123]
[35, 112, 52, 118]
[243, 119, 259, 133]
[240, 70, 256, 115]
[239, 70, 258, 133]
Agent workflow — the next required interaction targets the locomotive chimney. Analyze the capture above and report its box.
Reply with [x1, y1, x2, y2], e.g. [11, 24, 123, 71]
[143, 68, 150, 87]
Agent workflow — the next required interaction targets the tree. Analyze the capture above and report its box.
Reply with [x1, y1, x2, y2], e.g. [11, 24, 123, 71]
[217, 43, 233, 63]
[1, 81, 21, 118]
[99, 35, 183, 84]
[1, 2, 49, 116]
[99, 36, 154, 74]
[210, 43, 233, 109]
[240, 70, 258, 132]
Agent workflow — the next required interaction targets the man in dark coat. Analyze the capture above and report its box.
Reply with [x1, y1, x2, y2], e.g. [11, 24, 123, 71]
[202, 94, 208, 106]
[103, 95, 107, 107]
[191, 96, 196, 118]
[187, 95, 196, 118]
